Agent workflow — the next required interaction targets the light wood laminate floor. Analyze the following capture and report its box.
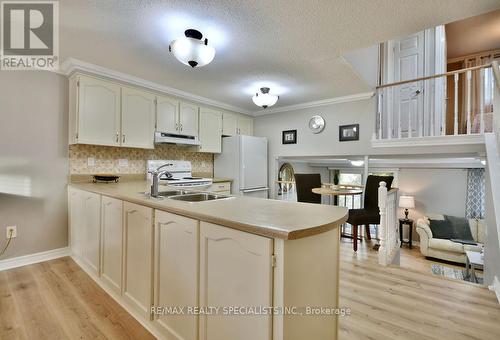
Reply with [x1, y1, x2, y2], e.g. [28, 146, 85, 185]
[1, 241, 499, 339]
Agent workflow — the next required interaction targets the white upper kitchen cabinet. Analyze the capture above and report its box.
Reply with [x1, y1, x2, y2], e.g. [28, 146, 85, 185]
[156, 95, 179, 134]
[237, 116, 254, 135]
[101, 196, 123, 295]
[222, 112, 254, 136]
[199, 107, 222, 153]
[123, 202, 153, 319]
[199, 222, 273, 340]
[121, 87, 155, 149]
[154, 211, 199, 340]
[222, 112, 238, 136]
[179, 101, 199, 137]
[70, 74, 121, 146]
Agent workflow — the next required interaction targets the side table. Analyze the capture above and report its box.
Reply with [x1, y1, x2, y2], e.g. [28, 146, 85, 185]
[399, 218, 414, 249]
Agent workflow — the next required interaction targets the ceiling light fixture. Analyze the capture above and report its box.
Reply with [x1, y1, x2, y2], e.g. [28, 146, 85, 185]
[350, 160, 365, 167]
[252, 87, 279, 108]
[169, 29, 216, 68]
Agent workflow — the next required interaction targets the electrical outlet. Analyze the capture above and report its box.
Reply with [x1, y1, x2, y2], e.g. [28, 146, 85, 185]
[87, 157, 95, 166]
[6, 226, 17, 238]
[118, 158, 128, 167]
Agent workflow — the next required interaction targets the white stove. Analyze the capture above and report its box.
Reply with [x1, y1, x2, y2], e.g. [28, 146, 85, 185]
[147, 160, 212, 188]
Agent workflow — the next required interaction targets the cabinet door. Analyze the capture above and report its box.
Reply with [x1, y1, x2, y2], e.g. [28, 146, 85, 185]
[200, 222, 273, 340]
[121, 87, 156, 149]
[199, 108, 222, 153]
[237, 116, 253, 136]
[123, 202, 153, 318]
[101, 196, 123, 294]
[179, 102, 199, 137]
[154, 211, 198, 340]
[222, 112, 238, 136]
[82, 191, 101, 276]
[156, 95, 179, 134]
[77, 75, 121, 146]
[69, 188, 84, 259]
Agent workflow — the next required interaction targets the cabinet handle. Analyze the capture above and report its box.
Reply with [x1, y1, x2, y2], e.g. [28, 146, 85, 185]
[122, 134, 126, 143]
[175, 123, 179, 131]
[180, 124, 183, 132]
[116, 132, 119, 142]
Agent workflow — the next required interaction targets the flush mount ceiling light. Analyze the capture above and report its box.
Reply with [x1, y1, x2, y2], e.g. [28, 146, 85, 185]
[252, 87, 279, 108]
[350, 160, 365, 167]
[169, 29, 216, 68]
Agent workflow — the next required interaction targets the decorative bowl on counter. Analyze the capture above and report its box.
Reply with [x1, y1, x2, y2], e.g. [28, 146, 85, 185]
[93, 174, 120, 183]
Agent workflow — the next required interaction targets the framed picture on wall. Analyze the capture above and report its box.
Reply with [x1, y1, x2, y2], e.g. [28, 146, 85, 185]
[339, 124, 359, 142]
[282, 130, 297, 144]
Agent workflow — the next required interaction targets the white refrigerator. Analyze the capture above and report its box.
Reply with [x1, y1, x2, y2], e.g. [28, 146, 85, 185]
[214, 135, 268, 198]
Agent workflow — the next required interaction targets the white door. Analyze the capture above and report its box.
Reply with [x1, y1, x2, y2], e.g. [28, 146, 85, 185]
[154, 211, 199, 340]
[179, 102, 199, 137]
[82, 191, 101, 276]
[237, 116, 253, 135]
[199, 222, 273, 340]
[77, 75, 121, 146]
[123, 202, 153, 319]
[393, 32, 424, 138]
[240, 136, 268, 190]
[199, 108, 222, 153]
[121, 87, 156, 149]
[101, 196, 123, 294]
[222, 112, 238, 136]
[156, 95, 179, 134]
[69, 188, 84, 259]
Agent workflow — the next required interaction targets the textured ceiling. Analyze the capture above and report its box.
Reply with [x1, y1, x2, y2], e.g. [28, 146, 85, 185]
[446, 9, 500, 59]
[59, 0, 500, 114]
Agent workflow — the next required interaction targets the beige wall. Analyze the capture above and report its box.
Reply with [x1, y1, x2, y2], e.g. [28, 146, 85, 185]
[0, 71, 69, 259]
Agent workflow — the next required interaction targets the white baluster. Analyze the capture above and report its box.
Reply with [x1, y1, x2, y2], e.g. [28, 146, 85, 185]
[388, 87, 393, 139]
[454, 73, 459, 135]
[442, 76, 447, 136]
[377, 90, 383, 139]
[467, 70, 472, 135]
[480, 68, 485, 134]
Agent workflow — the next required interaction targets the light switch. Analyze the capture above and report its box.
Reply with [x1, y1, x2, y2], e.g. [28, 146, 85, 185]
[119, 159, 128, 167]
[87, 157, 95, 166]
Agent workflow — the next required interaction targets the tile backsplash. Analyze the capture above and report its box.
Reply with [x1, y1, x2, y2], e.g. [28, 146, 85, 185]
[69, 144, 213, 175]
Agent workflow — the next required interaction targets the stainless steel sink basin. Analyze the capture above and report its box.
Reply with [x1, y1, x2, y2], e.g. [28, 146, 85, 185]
[169, 193, 233, 202]
[156, 190, 191, 197]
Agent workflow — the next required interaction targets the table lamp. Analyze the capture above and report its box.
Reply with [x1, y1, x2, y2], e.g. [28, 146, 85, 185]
[399, 196, 415, 221]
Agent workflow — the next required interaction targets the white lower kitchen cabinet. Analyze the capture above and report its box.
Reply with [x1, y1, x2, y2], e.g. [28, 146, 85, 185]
[69, 187, 84, 259]
[123, 202, 153, 319]
[82, 191, 101, 276]
[101, 196, 123, 294]
[199, 222, 273, 340]
[207, 181, 231, 195]
[154, 211, 199, 340]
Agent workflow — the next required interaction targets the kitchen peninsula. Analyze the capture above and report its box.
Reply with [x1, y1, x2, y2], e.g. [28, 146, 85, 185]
[69, 180, 348, 340]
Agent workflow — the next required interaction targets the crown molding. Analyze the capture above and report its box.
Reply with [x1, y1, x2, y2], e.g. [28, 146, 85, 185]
[252, 91, 375, 116]
[60, 58, 253, 115]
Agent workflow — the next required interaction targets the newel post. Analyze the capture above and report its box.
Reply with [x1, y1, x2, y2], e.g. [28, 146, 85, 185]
[378, 181, 388, 265]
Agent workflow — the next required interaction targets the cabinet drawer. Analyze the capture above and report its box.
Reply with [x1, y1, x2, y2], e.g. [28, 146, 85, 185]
[209, 182, 231, 193]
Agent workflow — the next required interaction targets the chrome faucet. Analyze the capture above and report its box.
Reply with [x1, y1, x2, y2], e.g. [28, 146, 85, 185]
[149, 163, 173, 198]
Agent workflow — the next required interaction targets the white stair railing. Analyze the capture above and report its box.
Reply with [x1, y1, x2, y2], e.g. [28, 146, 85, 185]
[375, 63, 494, 141]
[378, 182, 400, 266]
[493, 61, 500, 152]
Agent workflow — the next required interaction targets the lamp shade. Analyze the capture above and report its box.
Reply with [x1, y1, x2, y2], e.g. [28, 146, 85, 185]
[399, 195, 415, 209]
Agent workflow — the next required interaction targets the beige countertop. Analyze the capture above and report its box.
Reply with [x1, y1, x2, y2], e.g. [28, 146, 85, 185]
[211, 178, 233, 183]
[70, 181, 347, 240]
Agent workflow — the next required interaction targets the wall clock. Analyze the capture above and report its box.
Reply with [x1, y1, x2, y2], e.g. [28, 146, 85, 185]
[308, 115, 325, 134]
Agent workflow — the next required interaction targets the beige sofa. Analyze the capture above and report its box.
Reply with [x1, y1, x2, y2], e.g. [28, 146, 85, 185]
[416, 213, 484, 264]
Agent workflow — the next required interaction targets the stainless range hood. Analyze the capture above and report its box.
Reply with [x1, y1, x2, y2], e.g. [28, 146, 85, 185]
[154, 132, 201, 146]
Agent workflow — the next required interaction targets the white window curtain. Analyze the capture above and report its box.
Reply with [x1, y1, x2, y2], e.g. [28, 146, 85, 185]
[465, 168, 485, 219]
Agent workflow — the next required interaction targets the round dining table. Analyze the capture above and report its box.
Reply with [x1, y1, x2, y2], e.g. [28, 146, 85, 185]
[312, 187, 363, 205]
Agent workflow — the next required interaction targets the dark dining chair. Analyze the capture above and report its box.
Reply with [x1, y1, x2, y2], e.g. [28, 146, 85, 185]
[294, 174, 322, 204]
[347, 175, 394, 252]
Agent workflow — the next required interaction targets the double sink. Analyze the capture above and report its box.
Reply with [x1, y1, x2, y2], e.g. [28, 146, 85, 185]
[148, 189, 234, 202]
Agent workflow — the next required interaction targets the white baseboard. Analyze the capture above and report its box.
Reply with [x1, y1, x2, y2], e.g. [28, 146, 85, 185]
[489, 276, 500, 304]
[0, 247, 70, 272]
